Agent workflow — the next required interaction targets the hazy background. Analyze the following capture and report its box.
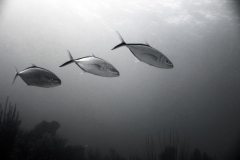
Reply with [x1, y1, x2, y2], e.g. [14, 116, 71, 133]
[0, 0, 240, 159]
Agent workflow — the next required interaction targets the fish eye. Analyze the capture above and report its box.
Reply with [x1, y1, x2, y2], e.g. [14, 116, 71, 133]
[109, 68, 116, 72]
[47, 76, 54, 81]
[166, 59, 171, 64]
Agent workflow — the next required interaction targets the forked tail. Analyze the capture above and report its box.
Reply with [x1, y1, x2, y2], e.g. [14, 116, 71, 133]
[59, 50, 75, 67]
[112, 31, 126, 50]
[12, 67, 19, 85]
[59, 50, 86, 72]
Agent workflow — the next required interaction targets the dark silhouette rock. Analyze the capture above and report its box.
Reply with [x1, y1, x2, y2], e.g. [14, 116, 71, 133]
[190, 148, 202, 160]
[202, 152, 212, 160]
[55, 145, 85, 160]
[33, 120, 60, 136]
[13, 120, 64, 160]
[27, 120, 60, 141]
[88, 148, 102, 160]
[107, 148, 125, 160]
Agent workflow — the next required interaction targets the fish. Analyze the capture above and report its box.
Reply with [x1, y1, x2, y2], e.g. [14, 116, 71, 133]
[112, 32, 174, 69]
[60, 51, 120, 77]
[12, 64, 61, 88]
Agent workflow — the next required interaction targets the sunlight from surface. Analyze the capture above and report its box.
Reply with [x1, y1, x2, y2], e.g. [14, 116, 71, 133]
[0, 0, 239, 160]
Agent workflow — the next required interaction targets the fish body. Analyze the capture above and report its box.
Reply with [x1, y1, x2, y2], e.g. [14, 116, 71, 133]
[60, 51, 119, 77]
[112, 32, 174, 69]
[13, 65, 61, 88]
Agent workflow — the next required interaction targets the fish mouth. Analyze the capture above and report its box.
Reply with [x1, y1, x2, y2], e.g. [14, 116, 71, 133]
[165, 61, 174, 69]
[111, 71, 120, 76]
[109, 68, 120, 76]
[113, 71, 120, 76]
[167, 65, 174, 69]
[53, 79, 61, 85]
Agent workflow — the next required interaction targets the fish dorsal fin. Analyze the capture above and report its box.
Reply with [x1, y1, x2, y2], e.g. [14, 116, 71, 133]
[91, 53, 95, 57]
[144, 40, 150, 46]
[31, 64, 37, 67]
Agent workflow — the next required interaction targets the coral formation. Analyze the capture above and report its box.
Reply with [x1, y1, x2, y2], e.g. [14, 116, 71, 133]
[0, 98, 220, 160]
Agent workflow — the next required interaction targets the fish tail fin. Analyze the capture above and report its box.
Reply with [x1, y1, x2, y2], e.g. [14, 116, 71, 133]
[112, 31, 126, 50]
[60, 50, 86, 72]
[59, 50, 75, 67]
[12, 67, 19, 85]
[67, 50, 74, 61]
[59, 60, 74, 67]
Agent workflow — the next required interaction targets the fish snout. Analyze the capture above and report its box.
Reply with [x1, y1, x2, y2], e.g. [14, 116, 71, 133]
[169, 63, 174, 69]
[53, 78, 61, 86]
[164, 58, 174, 69]
[115, 70, 120, 76]
[165, 63, 174, 69]
[108, 67, 120, 76]
[112, 70, 120, 77]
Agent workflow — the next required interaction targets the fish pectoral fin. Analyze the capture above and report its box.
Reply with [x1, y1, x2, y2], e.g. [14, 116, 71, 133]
[142, 52, 158, 60]
[93, 64, 103, 70]
[157, 55, 163, 62]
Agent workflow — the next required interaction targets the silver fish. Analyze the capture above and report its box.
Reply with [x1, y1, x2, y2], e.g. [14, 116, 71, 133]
[60, 51, 120, 77]
[12, 64, 61, 88]
[112, 32, 174, 69]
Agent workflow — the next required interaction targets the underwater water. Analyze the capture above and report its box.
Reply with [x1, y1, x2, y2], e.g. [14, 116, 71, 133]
[0, 0, 240, 159]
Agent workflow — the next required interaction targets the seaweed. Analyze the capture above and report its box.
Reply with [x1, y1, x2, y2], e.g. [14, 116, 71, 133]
[146, 135, 156, 160]
[146, 129, 217, 160]
[0, 96, 21, 160]
[157, 129, 186, 160]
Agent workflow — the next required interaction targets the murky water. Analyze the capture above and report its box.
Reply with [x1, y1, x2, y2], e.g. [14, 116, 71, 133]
[0, 0, 240, 160]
